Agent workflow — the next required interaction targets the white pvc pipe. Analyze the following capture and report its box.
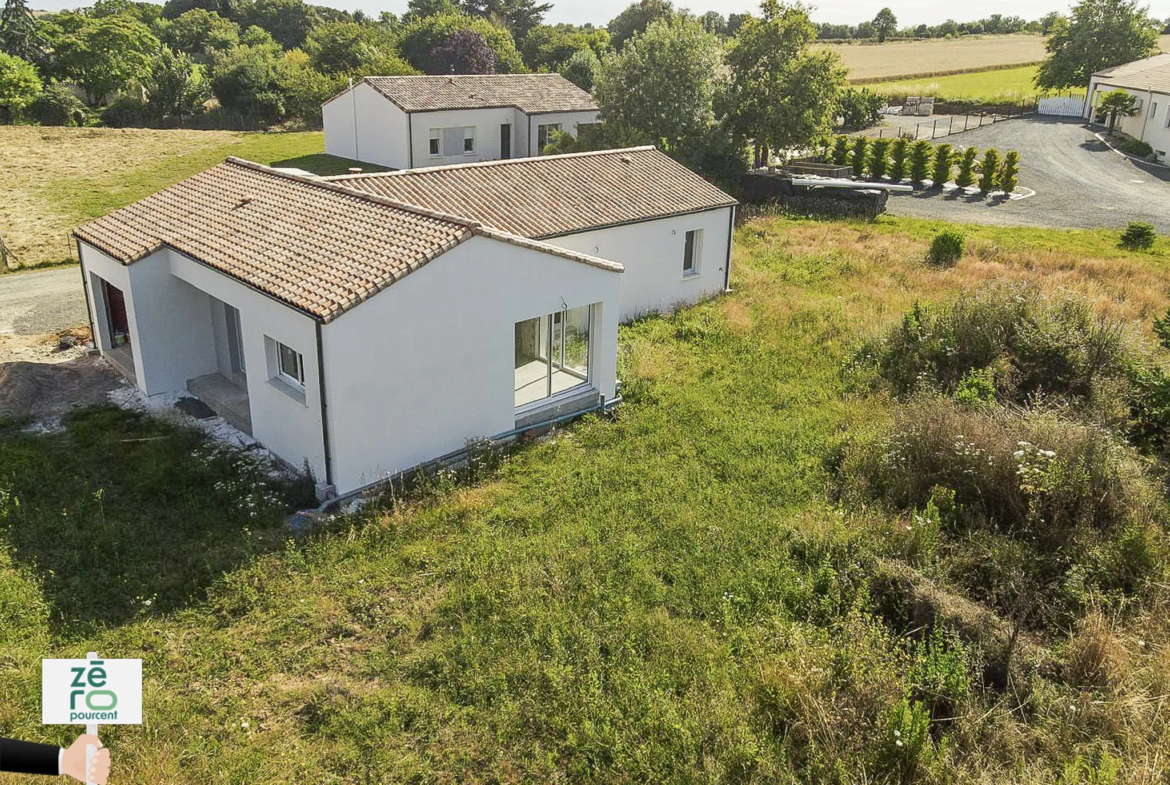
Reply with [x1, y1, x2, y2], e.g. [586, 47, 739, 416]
[789, 177, 915, 193]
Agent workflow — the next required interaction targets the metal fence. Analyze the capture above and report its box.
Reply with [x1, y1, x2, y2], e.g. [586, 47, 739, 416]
[875, 103, 1038, 141]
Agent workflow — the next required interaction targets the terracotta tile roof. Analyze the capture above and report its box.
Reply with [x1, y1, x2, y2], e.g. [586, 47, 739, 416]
[347, 74, 599, 114]
[1094, 53, 1170, 95]
[326, 147, 738, 239]
[74, 158, 620, 323]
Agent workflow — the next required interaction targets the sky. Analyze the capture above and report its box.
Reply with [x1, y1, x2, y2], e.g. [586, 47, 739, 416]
[32, 0, 1170, 27]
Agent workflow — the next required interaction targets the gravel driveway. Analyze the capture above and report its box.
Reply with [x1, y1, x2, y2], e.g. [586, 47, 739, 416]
[0, 266, 87, 336]
[885, 116, 1170, 233]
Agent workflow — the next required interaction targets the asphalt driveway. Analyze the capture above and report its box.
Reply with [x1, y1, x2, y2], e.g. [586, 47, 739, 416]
[885, 116, 1170, 233]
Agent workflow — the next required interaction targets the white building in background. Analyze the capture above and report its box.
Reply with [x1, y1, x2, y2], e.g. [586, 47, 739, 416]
[322, 74, 600, 170]
[1085, 53, 1170, 161]
[74, 148, 736, 497]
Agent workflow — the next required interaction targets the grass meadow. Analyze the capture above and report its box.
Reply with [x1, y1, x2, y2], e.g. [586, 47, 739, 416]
[0, 127, 376, 269]
[864, 65, 1045, 103]
[2, 214, 1169, 783]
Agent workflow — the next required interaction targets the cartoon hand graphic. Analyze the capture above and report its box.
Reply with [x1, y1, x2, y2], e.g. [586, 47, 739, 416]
[62, 735, 109, 785]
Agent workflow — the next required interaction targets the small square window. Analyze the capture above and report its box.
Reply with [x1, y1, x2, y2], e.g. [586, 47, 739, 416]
[463, 127, 476, 154]
[428, 132, 440, 157]
[682, 229, 701, 276]
[276, 341, 304, 388]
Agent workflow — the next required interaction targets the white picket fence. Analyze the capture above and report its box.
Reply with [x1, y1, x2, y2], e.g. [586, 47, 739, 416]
[1038, 96, 1086, 117]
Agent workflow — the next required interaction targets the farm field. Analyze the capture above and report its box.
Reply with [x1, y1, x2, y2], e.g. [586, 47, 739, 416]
[825, 33, 1170, 82]
[867, 64, 1043, 102]
[1, 213, 1169, 782]
[0, 127, 373, 270]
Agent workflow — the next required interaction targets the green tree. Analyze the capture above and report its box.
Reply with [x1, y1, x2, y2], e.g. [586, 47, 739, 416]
[888, 136, 908, 180]
[558, 46, 599, 90]
[868, 137, 890, 178]
[240, 0, 320, 49]
[954, 146, 977, 187]
[429, 28, 497, 73]
[210, 42, 285, 124]
[607, 0, 673, 50]
[0, 0, 42, 62]
[999, 150, 1019, 193]
[158, 8, 239, 61]
[909, 139, 931, 185]
[872, 7, 896, 42]
[145, 45, 208, 121]
[55, 15, 160, 104]
[276, 48, 340, 123]
[699, 10, 726, 35]
[850, 135, 869, 177]
[593, 16, 721, 151]
[520, 23, 608, 71]
[304, 21, 409, 76]
[1036, 0, 1159, 89]
[829, 133, 849, 165]
[0, 49, 39, 120]
[459, 0, 551, 42]
[399, 13, 525, 73]
[979, 148, 1000, 192]
[1098, 88, 1138, 133]
[724, 0, 846, 167]
[931, 143, 953, 187]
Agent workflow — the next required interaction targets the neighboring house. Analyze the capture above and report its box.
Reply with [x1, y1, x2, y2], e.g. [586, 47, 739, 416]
[1084, 53, 1170, 161]
[326, 147, 738, 322]
[74, 157, 622, 497]
[322, 74, 600, 170]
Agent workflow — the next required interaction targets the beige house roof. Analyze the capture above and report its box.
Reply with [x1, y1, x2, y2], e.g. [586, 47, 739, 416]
[326, 147, 738, 239]
[1093, 53, 1170, 95]
[74, 158, 620, 323]
[342, 74, 598, 114]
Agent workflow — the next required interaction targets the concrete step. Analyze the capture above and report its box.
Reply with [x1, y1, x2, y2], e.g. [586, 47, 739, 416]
[187, 373, 252, 435]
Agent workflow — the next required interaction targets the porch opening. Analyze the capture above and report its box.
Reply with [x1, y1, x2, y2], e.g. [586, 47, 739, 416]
[96, 277, 135, 379]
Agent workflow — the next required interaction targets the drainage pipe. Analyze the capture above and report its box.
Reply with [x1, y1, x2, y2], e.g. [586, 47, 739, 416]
[789, 177, 915, 193]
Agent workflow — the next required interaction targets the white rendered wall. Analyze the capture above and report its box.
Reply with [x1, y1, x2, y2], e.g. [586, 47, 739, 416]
[80, 242, 143, 386]
[167, 250, 328, 483]
[409, 107, 523, 166]
[546, 207, 733, 322]
[525, 110, 601, 155]
[321, 236, 621, 494]
[323, 82, 411, 169]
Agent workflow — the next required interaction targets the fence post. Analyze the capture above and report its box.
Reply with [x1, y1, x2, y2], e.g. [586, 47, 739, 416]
[932, 118, 938, 139]
[949, 116, 954, 135]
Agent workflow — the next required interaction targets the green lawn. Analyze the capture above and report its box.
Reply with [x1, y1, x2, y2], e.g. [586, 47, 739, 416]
[867, 64, 1045, 103]
[1, 215, 1168, 782]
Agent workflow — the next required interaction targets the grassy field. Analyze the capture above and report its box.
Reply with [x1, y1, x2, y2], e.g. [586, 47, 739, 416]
[0, 127, 375, 270]
[865, 64, 1044, 102]
[824, 33, 1170, 83]
[1, 215, 1169, 782]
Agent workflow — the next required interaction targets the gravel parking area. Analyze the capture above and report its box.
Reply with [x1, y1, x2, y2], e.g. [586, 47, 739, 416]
[0, 266, 87, 336]
[885, 116, 1170, 233]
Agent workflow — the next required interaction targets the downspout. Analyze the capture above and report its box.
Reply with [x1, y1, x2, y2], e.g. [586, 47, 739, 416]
[1140, 85, 1154, 140]
[408, 112, 414, 169]
[350, 78, 359, 162]
[75, 237, 98, 349]
[314, 320, 334, 493]
[723, 206, 735, 292]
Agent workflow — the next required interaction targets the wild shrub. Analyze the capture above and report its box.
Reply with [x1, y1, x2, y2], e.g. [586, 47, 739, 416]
[856, 282, 1130, 407]
[851, 136, 870, 178]
[909, 625, 971, 717]
[878, 697, 937, 780]
[954, 147, 978, 188]
[952, 367, 995, 409]
[1064, 611, 1127, 688]
[930, 143, 954, 188]
[868, 138, 891, 179]
[999, 150, 1020, 193]
[28, 84, 88, 127]
[889, 137, 909, 181]
[927, 229, 964, 265]
[909, 140, 932, 185]
[830, 134, 850, 165]
[979, 148, 1000, 192]
[1119, 221, 1156, 251]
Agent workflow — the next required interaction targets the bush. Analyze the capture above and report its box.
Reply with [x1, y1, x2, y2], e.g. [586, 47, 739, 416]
[1119, 137, 1153, 158]
[954, 147, 978, 188]
[908, 625, 971, 717]
[978, 148, 1000, 192]
[839, 86, 884, 130]
[930, 143, 953, 188]
[102, 95, 150, 127]
[909, 140, 932, 185]
[952, 367, 995, 409]
[851, 135, 869, 178]
[927, 229, 964, 265]
[999, 150, 1019, 194]
[888, 137, 909, 181]
[868, 138, 891, 179]
[830, 134, 850, 166]
[1120, 221, 1156, 251]
[28, 84, 89, 126]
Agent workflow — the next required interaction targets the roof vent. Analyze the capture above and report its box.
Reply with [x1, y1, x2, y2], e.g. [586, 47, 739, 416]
[236, 196, 256, 208]
[620, 155, 632, 163]
[348, 167, 363, 174]
[447, 77, 455, 84]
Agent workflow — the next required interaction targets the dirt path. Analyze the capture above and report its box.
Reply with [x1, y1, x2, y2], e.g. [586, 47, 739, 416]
[0, 266, 87, 336]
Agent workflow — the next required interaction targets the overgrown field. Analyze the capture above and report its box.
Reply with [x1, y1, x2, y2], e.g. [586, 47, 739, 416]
[866, 65, 1043, 103]
[827, 33, 1170, 83]
[2, 216, 1170, 782]
[0, 127, 372, 270]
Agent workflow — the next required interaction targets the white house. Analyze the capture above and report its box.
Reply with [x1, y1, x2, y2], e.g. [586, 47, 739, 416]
[1084, 53, 1170, 161]
[74, 157, 623, 497]
[322, 74, 600, 170]
[326, 147, 738, 322]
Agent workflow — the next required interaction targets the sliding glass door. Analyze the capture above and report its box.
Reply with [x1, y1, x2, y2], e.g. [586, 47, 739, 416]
[514, 305, 593, 407]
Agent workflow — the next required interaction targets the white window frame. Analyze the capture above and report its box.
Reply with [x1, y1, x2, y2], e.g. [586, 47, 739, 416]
[682, 229, 702, 278]
[428, 130, 441, 157]
[463, 126, 476, 154]
[275, 340, 305, 389]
